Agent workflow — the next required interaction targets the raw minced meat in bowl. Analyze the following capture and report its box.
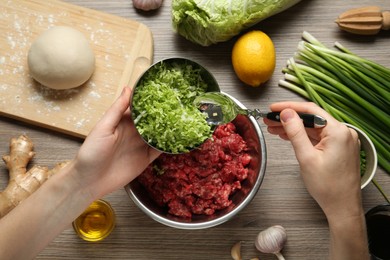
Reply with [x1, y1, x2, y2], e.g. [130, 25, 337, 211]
[126, 95, 266, 229]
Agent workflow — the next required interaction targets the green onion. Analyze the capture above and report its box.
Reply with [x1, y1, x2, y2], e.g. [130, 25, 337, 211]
[279, 31, 390, 201]
[360, 150, 366, 177]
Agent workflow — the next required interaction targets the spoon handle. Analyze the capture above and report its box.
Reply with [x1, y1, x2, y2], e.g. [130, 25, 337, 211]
[250, 110, 327, 128]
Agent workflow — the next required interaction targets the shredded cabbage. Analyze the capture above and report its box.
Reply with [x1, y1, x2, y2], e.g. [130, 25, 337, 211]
[172, 0, 301, 46]
[132, 60, 213, 154]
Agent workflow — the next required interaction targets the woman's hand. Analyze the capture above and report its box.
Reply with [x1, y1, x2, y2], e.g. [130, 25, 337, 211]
[72, 87, 161, 200]
[264, 102, 362, 219]
[264, 101, 368, 260]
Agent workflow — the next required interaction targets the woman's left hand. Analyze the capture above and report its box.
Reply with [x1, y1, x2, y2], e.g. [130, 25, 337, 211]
[72, 87, 161, 200]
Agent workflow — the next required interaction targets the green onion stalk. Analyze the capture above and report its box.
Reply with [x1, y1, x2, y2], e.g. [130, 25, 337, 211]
[279, 31, 390, 203]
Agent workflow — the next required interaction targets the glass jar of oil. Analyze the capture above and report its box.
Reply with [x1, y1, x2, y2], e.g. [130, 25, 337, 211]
[72, 199, 116, 242]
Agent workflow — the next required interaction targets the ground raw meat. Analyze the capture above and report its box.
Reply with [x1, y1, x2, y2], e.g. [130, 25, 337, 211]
[137, 123, 251, 218]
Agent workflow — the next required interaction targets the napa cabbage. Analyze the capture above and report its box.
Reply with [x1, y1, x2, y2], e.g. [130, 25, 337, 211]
[172, 0, 301, 46]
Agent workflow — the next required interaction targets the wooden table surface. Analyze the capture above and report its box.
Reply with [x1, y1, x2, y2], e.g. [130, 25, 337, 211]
[1, 0, 389, 259]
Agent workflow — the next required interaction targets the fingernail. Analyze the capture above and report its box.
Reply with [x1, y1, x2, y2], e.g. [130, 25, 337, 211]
[280, 109, 295, 123]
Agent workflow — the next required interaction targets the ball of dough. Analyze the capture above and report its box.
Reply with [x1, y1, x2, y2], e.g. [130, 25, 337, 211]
[28, 26, 95, 90]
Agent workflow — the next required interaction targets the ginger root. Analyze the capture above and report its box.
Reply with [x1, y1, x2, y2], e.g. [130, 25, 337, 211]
[0, 135, 68, 218]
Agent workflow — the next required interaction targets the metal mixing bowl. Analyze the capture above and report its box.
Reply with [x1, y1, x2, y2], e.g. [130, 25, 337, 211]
[125, 94, 267, 229]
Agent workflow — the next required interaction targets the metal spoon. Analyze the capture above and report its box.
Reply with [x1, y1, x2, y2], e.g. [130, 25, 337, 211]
[194, 92, 327, 128]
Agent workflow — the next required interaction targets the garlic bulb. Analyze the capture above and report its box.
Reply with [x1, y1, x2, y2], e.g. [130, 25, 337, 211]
[255, 225, 287, 260]
[132, 0, 163, 11]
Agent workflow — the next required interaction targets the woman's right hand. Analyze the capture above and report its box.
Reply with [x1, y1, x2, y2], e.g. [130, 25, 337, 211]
[264, 101, 369, 260]
[264, 102, 362, 220]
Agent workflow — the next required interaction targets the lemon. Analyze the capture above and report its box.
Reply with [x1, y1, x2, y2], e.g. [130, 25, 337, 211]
[232, 30, 276, 87]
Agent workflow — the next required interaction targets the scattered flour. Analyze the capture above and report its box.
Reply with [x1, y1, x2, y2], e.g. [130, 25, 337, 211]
[74, 118, 90, 129]
[88, 91, 101, 99]
[28, 94, 43, 102]
[7, 35, 16, 49]
[12, 65, 24, 74]
[88, 82, 97, 88]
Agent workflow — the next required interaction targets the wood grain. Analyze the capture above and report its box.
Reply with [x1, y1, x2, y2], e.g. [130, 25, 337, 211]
[0, 0, 153, 138]
[0, 0, 389, 259]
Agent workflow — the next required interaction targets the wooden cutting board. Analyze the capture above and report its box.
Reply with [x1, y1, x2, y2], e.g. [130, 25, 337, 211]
[0, 0, 153, 138]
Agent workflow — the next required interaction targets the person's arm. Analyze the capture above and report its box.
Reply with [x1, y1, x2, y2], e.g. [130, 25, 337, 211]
[0, 87, 160, 260]
[0, 162, 90, 259]
[264, 102, 369, 260]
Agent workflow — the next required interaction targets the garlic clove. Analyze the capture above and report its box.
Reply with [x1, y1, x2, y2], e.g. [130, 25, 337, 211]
[255, 225, 287, 254]
[231, 241, 242, 260]
[132, 0, 163, 11]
